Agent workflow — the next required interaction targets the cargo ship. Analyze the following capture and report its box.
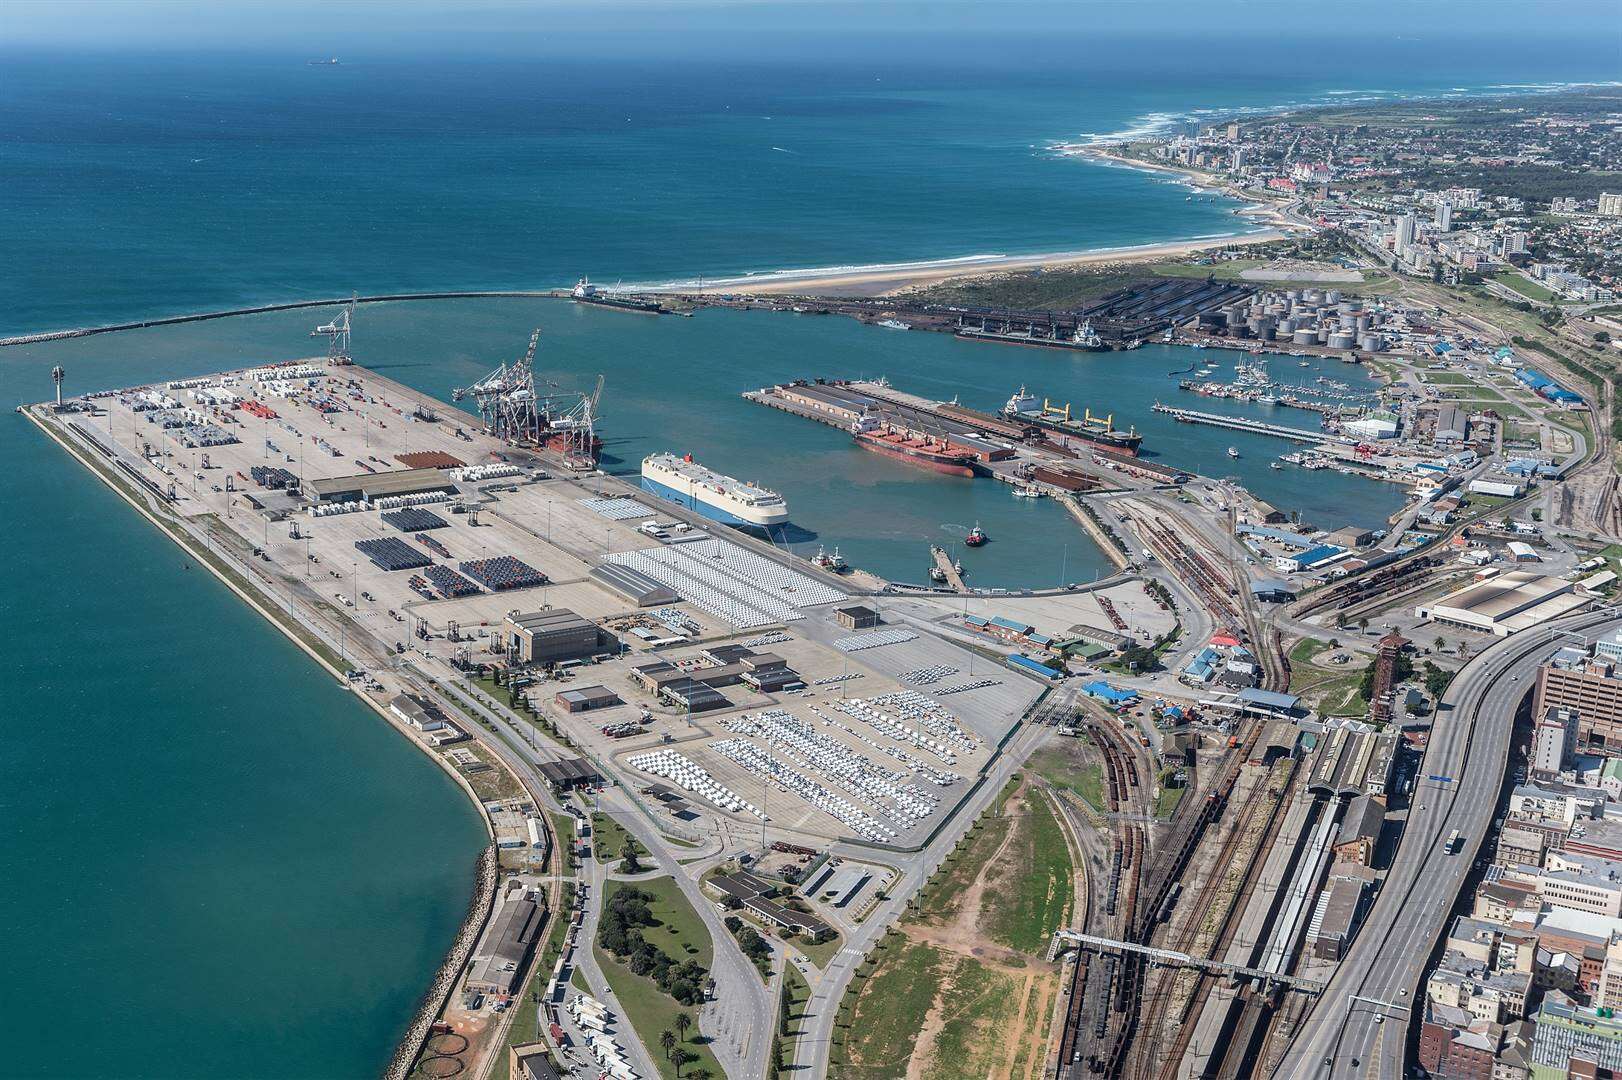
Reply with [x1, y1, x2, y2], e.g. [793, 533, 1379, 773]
[571, 277, 665, 314]
[641, 452, 789, 529]
[1001, 387, 1143, 456]
[956, 318, 1104, 351]
[850, 410, 975, 476]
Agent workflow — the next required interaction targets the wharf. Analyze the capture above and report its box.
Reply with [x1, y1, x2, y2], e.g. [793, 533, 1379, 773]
[1150, 403, 1349, 445]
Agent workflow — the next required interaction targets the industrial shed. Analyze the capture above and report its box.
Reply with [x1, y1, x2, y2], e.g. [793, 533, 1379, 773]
[307, 467, 457, 503]
[590, 563, 681, 607]
[466, 891, 545, 996]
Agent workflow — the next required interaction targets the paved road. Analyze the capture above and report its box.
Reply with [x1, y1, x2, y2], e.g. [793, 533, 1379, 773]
[793, 683, 1076, 1078]
[1274, 608, 1621, 1078]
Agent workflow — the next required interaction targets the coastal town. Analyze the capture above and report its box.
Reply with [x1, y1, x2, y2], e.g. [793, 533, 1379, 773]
[12, 53, 1622, 1080]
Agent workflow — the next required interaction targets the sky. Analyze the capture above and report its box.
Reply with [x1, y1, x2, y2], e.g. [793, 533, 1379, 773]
[4, 0, 1620, 54]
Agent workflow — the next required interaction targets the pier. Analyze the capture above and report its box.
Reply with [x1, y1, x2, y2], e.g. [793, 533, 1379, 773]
[1149, 403, 1350, 445]
[930, 545, 969, 593]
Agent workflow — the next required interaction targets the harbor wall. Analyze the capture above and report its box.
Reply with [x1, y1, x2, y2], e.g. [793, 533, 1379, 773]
[0, 290, 563, 348]
[383, 846, 500, 1080]
[23, 405, 522, 1079]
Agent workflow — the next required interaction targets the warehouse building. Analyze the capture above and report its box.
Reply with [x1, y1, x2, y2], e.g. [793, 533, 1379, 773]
[537, 757, 603, 793]
[466, 890, 545, 996]
[590, 563, 681, 607]
[307, 467, 457, 504]
[502, 609, 611, 665]
[554, 685, 623, 713]
[835, 604, 881, 630]
[1416, 570, 1589, 637]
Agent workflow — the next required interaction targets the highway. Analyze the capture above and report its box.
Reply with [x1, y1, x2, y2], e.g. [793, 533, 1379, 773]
[1274, 607, 1622, 1078]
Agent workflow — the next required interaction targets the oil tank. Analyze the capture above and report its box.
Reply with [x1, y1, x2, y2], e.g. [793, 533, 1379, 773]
[1292, 328, 1318, 346]
[1359, 333, 1384, 352]
[1328, 331, 1356, 349]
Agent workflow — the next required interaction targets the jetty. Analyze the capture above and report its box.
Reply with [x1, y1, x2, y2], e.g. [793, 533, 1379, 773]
[1150, 403, 1352, 445]
[930, 545, 969, 593]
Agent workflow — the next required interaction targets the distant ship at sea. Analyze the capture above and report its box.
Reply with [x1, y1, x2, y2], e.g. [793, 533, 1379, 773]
[307, 57, 340, 66]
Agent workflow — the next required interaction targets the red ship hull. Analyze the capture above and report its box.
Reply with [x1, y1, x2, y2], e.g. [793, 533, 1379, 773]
[853, 433, 974, 476]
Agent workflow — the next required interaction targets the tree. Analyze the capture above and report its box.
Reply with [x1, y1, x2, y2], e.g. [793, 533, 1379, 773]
[671, 1047, 693, 1078]
[660, 1030, 677, 1060]
[1434, 636, 1446, 654]
[1358, 616, 1370, 635]
[676, 1012, 693, 1043]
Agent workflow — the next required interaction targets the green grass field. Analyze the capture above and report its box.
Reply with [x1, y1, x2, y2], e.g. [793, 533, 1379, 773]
[1492, 270, 1557, 303]
[832, 939, 946, 1078]
[1028, 746, 1105, 813]
[796, 928, 845, 970]
[591, 812, 634, 862]
[594, 876, 718, 1080]
[1287, 637, 1327, 665]
[980, 788, 1074, 955]
[1154, 784, 1187, 818]
[779, 964, 812, 1067]
[908, 779, 1019, 922]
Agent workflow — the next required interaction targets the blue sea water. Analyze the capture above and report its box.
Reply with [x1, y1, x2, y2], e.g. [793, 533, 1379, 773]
[2, 27, 1618, 1078]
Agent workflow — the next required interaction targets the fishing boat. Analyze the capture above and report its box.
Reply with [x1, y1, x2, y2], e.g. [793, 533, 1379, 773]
[1012, 485, 1046, 499]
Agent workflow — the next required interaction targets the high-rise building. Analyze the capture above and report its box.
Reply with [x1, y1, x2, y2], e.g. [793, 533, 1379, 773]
[1435, 201, 1453, 232]
[1532, 707, 1579, 776]
[1505, 231, 1528, 255]
[1226, 122, 1240, 141]
[1231, 147, 1246, 173]
[1394, 213, 1417, 252]
[1600, 192, 1622, 217]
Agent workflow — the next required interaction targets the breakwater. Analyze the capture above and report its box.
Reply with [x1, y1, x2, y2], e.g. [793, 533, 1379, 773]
[385, 845, 500, 1080]
[0, 290, 562, 348]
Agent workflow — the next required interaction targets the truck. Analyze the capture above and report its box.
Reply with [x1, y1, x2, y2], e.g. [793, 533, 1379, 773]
[1445, 828, 1463, 855]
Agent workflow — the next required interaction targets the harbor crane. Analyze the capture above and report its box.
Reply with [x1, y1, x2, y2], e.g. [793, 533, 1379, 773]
[452, 328, 603, 465]
[310, 295, 354, 362]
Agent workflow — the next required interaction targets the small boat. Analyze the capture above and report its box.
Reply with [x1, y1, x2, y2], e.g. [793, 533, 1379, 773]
[1227, 447, 1240, 458]
[1270, 461, 1283, 470]
[953, 558, 965, 575]
[812, 545, 848, 572]
[876, 319, 910, 330]
[1012, 485, 1045, 499]
[965, 524, 986, 547]
[929, 565, 948, 583]
[1299, 360, 1311, 367]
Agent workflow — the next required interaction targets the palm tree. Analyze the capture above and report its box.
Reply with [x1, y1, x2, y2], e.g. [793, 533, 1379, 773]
[676, 1011, 692, 1044]
[671, 1048, 693, 1078]
[660, 1030, 677, 1059]
[1358, 616, 1370, 635]
[1434, 636, 1446, 654]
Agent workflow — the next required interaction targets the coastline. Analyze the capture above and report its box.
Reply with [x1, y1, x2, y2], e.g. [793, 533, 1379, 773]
[21, 402, 518, 1079]
[642, 230, 1288, 299]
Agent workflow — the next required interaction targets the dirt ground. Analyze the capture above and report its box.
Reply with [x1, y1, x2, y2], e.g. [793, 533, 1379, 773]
[847, 782, 1081, 1080]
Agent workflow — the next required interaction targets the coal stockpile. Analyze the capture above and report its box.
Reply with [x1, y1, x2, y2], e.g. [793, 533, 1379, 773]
[356, 536, 435, 572]
[423, 564, 481, 598]
[459, 555, 547, 591]
[250, 465, 299, 489]
[382, 507, 449, 533]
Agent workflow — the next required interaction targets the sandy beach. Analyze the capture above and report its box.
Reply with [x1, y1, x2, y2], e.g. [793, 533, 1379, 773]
[646, 230, 1290, 298]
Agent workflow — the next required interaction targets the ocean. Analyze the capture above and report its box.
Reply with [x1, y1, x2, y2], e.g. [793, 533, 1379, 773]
[2, 33, 1617, 1078]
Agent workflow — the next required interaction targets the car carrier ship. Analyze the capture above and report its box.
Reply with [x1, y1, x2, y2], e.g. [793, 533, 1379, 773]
[641, 452, 790, 529]
[1000, 387, 1143, 456]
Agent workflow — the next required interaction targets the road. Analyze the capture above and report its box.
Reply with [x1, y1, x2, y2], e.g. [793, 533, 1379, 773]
[793, 682, 1078, 1078]
[1273, 607, 1622, 1078]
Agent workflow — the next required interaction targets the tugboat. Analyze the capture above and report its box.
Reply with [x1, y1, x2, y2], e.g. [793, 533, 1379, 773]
[964, 523, 986, 547]
[811, 545, 848, 572]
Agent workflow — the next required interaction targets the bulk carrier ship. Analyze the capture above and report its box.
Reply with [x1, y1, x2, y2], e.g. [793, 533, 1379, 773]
[1001, 387, 1143, 456]
[571, 277, 666, 314]
[849, 411, 976, 476]
[641, 453, 790, 529]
